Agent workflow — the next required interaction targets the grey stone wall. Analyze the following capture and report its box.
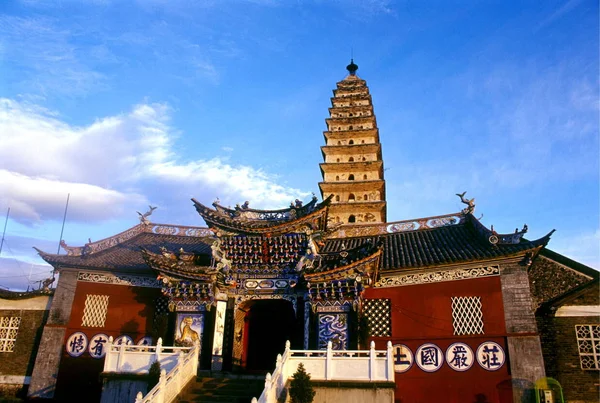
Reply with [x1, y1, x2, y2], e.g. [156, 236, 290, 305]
[500, 261, 546, 403]
[537, 283, 599, 403]
[100, 377, 148, 403]
[28, 270, 78, 399]
[280, 381, 395, 403]
[0, 309, 47, 379]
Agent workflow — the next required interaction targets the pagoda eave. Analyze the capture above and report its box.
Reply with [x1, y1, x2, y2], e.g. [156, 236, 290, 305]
[319, 161, 383, 174]
[321, 144, 381, 156]
[319, 180, 385, 192]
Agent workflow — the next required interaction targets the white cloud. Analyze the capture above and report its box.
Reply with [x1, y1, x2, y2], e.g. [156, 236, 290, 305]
[0, 98, 308, 225]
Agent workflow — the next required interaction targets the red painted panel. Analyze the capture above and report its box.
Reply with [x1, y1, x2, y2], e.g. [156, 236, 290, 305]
[364, 276, 506, 338]
[56, 282, 162, 402]
[67, 281, 161, 338]
[373, 337, 512, 403]
[366, 277, 512, 403]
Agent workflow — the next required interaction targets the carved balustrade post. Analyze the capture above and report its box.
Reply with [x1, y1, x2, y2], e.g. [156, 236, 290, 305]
[264, 372, 272, 402]
[135, 391, 143, 403]
[386, 341, 394, 381]
[192, 342, 200, 376]
[117, 341, 125, 372]
[155, 337, 163, 364]
[157, 369, 167, 403]
[176, 350, 184, 393]
[326, 341, 333, 380]
[104, 336, 114, 372]
[369, 341, 376, 381]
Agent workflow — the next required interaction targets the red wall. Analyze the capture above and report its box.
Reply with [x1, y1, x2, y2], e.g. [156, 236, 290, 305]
[55, 281, 162, 402]
[365, 276, 513, 403]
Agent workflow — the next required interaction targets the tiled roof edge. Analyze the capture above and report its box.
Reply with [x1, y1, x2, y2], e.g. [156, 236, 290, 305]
[538, 248, 599, 279]
[35, 223, 213, 258]
[537, 277, 600, 313]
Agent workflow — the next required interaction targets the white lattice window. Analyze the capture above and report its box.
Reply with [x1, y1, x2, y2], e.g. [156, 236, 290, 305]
[81, 294, 109, 327]
[364, 299, 391, 337]
[451, 296, 484, 335]
[0, 317, 21, 352]
[575, 324, 600, 370]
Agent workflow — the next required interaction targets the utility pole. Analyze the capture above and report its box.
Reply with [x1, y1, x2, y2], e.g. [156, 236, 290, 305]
[0, 207, 9, 256]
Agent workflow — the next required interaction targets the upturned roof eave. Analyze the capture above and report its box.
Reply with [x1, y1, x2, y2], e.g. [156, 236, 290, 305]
[192, 196, 332, 235]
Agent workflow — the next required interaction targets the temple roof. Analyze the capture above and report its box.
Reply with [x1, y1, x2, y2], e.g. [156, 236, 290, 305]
[192, 195, 331, 235]
[322, 214, 553, 271]
[36, 223, 213, 272]
[36, 209, 554, 276]
[0, 288, 54, 300]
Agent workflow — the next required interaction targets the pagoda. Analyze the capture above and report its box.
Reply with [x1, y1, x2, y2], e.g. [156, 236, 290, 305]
[319, 59, 387, 224]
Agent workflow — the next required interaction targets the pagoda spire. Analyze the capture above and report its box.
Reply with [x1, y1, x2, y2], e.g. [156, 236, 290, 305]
[346, 59, 358, 76]
[318, 63, 387, 225]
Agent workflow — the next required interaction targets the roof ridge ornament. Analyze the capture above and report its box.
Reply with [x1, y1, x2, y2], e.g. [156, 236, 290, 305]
[456, 192, 475, 215]
[137, 205, 157, 225]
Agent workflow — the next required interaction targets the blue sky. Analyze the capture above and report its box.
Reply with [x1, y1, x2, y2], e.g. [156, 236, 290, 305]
[0, 0, 598, 290]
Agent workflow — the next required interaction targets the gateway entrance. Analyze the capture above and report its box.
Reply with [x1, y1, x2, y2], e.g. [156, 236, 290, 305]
[244, 300, 296, 371]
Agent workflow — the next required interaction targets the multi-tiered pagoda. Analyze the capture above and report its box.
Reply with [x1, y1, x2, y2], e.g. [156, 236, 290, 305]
[319, 60, 387, 224]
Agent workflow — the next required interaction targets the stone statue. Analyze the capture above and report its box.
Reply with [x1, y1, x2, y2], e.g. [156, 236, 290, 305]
[296, 248, 316, 272]
[456, 192, 475, 214]
[137, 205, 157, 225]
[211, 238, 232, 272]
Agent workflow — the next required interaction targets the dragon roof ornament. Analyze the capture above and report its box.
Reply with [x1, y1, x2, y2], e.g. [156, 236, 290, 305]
[456, 192, 475, 215]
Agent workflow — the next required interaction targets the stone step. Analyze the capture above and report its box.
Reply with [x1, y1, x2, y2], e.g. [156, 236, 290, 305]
[177, 375, 265, 403]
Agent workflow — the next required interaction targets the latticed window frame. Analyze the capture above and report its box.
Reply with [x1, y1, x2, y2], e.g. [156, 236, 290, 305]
[81, 294, 109, 328]
[0, 316, 21, 353]
[575, 324, 600, 370]
[363, 298, 391, 337]
[451, 296, 484, 336]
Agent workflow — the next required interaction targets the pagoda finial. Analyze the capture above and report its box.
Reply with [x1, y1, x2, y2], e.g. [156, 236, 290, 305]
[346, 59, 358, 76]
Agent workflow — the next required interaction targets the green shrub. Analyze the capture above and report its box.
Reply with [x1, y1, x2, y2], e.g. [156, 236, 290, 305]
[148, 361, 161, 390]
[289, 363, 316, 403]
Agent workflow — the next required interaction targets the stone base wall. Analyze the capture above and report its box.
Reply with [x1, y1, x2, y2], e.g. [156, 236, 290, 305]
[281, 381, 395, 403]
[100, 375, 149, 403]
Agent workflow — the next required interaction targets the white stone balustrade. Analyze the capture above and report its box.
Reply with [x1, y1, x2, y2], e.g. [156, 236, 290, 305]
[252, 340, 395, 403]
[103, 337, 193, 374]
[134, 342, 199, 403]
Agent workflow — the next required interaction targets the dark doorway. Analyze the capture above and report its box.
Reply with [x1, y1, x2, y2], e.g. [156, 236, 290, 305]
[245, 300, 295, 371]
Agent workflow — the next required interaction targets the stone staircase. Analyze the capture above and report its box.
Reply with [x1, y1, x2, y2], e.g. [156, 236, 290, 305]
[177, 372, 266, 403]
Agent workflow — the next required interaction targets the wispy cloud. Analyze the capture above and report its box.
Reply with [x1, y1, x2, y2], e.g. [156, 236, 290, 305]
[476, 60, 598, 187]
[536, 0, 584, 30]
[0, 16, 108, 97]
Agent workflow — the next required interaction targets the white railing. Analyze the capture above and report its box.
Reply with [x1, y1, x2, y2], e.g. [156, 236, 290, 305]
[252, 341, 394, 403]
[134, 342, 199, 403]
[103, 337, 193, 374]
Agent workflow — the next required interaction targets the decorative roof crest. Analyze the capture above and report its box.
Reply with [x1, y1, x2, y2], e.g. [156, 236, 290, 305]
[456, 191, 475, 215]
[137, 205, 157, 225]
